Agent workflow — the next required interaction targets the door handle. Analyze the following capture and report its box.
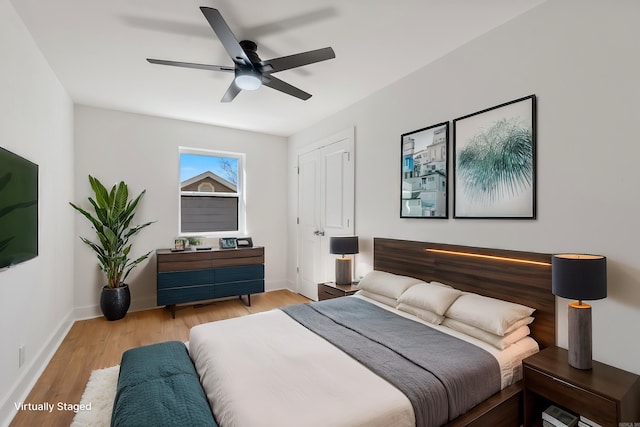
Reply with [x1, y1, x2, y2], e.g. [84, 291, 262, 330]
[313, 230, 325, 236]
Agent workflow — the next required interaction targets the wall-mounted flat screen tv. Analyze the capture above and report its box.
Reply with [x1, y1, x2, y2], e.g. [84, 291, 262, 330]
[0, 147, 38, 269]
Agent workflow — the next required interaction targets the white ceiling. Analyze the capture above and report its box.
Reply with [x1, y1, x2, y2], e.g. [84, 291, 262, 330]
[11, 0, 546, 137]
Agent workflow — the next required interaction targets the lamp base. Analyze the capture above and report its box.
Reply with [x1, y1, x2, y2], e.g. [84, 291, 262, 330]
[568, 301, 592, 370]
[335, 257, 352, 285]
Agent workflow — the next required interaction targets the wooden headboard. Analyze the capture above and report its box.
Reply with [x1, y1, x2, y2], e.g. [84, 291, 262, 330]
[373, 238, 555, 349]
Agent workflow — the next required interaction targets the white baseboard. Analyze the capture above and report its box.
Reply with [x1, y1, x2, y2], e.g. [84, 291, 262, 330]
[266, 279, 298, 294]
[0, 312, 74, 427]
[73, 295, 159, 321]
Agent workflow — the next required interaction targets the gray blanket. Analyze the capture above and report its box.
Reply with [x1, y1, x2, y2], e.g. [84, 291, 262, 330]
[281, 297, 500, 427]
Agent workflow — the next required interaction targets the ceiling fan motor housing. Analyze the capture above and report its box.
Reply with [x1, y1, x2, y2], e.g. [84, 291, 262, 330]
[239, 40, 261, 64]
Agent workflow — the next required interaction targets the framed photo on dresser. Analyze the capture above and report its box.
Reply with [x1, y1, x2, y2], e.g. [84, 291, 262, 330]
[219, 237, 237, 249]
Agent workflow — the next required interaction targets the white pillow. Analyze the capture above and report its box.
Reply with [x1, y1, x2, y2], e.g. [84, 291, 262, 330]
[441, 318, 531, 350]
[396, 303, 444, 324]
[356, 271, 424, 300]
[444, 293, 535, 336]
[429, 281, 453, 288]
[357, 290, 398, 307]
[503, 316, 535, 335]
[397, 282, 462, 316]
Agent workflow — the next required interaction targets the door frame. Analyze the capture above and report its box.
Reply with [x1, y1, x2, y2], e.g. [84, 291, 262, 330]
[295, 127, 355, 299]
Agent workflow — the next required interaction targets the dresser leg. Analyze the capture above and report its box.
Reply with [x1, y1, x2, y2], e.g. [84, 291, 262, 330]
[239, 294, 252, 306]
[164, 304, 177, 319]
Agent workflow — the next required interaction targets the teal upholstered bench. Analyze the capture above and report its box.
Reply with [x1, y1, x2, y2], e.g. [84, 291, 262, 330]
[111, 341, 217, 427]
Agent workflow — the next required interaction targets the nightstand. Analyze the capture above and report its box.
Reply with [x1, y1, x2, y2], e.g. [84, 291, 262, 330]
[523, 346, 640, 427]
[317, 282, 358, 301]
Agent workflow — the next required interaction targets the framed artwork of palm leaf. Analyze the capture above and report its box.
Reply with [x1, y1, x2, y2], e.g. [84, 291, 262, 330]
[400, 121, 449, 218]
[453, 95, 536, 219]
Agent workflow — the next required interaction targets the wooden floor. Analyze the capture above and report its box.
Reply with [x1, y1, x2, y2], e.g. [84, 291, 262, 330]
[9, 290, 309, 427]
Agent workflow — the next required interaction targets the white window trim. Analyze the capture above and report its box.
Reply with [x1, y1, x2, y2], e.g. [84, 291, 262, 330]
[178, 146, 246, 237]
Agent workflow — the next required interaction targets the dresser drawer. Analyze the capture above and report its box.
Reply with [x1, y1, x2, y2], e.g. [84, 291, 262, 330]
[157, 284, 216, 306]
[524, 366, 617, 426]
[214, 265, 264, 283]
[211, 247, 264, 267]
[157, 251, 213, 272]
[215, 280, 264, 298]
[317, 283, 358, 301]
[320, 286, 345, 298]
[157, 269, 213, 290]
[318, 289, 340, 300]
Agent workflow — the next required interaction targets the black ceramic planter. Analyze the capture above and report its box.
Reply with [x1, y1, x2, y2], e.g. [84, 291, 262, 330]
[100, 284, 131, 321]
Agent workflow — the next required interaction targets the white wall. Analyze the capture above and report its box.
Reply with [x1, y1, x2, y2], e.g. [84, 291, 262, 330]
[289, 0, 640, 374]
[0, 0, 75, 424]
[73, 106, 289, 317]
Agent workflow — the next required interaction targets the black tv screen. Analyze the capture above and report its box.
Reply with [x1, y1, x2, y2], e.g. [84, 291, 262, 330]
[0, 147, 38, 269]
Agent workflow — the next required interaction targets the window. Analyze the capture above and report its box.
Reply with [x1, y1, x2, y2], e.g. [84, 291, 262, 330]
[179, 148, 245, 235]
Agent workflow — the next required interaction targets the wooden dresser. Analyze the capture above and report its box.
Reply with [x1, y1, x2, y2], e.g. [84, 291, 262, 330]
[156, 247, 264, 317]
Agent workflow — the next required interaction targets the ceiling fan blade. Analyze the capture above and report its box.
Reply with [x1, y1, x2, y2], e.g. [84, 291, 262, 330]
[200, 7, 252, 67]
[147, 58, 234, 73]
[221, 81, 242, 103]
[262, 76, 311, 100]
[259, 47, 335, 74]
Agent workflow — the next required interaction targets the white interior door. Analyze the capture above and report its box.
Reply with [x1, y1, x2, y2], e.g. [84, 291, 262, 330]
[297, 129, 354, 300]
[297, 149, 322, 301]
[319, 138, 355, 283]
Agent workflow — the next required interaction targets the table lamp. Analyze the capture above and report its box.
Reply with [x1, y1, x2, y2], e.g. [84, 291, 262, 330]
[330, 236, 359, 285]
[552, 254, 607, 370]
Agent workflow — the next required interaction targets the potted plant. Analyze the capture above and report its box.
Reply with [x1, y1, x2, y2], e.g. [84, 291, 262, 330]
[70, 175, 155, 320]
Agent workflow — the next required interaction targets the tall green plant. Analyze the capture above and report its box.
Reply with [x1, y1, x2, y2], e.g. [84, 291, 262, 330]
[70, 175, 155, 288]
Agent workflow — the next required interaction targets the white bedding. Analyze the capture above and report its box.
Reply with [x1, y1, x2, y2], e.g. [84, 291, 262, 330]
[188, 295, 539, 427]
[353, 294, 540, 388]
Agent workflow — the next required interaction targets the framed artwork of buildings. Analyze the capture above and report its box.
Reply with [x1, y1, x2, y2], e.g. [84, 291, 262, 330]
[400, 122, 449, 218]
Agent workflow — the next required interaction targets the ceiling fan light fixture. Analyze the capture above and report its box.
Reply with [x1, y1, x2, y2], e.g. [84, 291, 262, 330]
[235, 70, 262, 90]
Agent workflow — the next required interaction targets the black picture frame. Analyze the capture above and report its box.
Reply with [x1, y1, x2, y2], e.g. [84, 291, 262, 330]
[236, 237, 253, 248]
[219, 237, 237, 249]
[453, 95, 536, 219]
[400, 121, 449, 218]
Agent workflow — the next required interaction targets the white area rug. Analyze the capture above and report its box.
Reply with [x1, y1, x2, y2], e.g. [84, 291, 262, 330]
[70, 365, 119, 427]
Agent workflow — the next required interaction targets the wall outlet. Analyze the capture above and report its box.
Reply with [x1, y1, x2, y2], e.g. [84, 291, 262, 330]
[18, 345, 25, 368]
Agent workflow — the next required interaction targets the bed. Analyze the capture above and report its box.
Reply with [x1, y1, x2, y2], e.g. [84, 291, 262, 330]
[189, 238, 554, 427]
[114, 238, 555, 427]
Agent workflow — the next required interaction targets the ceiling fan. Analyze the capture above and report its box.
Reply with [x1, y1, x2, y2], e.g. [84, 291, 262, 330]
[147, 7, 336, 102]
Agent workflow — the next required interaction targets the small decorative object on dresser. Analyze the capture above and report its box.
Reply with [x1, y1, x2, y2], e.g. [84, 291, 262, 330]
[219, 237, 237, 249]
[317, 282, 358, 301]
[523, 346, 640, 427]
[236, 237, 253, 248]
[173, 237, 187, 251]
[329, 236, 359, 285]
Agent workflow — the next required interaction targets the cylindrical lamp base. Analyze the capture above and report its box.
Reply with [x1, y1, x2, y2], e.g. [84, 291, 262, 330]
[335, 257, 352, 285]
[568, 302, 592, 370]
